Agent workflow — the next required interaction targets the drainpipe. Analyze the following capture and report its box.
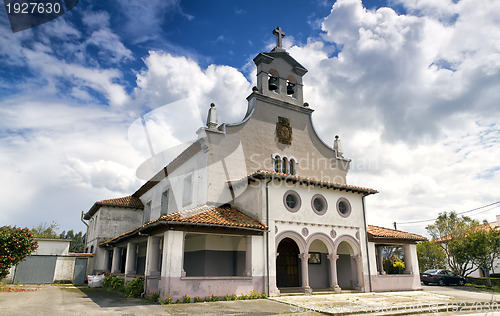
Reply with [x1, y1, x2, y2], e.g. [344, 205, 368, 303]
[81, 211, 89, 252]
[265, 177, 273, 297]
[362, 195, 372, 292]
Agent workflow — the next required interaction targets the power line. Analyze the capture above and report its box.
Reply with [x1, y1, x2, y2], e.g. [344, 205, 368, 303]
[396, 200, 500, 226]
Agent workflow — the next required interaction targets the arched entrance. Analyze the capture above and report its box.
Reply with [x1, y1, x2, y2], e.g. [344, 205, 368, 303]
[336, 241, 358, 290]
[276, 238, 301, 288]
[308, 239, 330, 289]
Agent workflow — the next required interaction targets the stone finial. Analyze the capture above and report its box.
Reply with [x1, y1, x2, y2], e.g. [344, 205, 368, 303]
[334, 135, 344, 158]
[206, 103, 218, 129]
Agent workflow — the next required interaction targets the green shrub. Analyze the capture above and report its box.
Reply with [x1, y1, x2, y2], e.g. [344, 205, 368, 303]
[124, 277, 144, 297]
[103, 275, 124, 291]
[193, 296, 203, 303]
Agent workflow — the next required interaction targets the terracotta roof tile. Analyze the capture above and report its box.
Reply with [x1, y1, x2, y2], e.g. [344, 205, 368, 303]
[96, 196, 144, 208]
[157, 205, 267, 230]
[100, 205, 267, 246]
[84, 196, 143, 220]
[228, 169, 378, 195]
[367, 225, 427, 241]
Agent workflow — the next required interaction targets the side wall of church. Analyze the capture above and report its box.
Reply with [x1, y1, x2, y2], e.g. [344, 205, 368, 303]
[139, 149, 210, 220]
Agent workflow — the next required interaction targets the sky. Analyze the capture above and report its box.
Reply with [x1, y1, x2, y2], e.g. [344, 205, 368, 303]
[0, 0, 499, 237]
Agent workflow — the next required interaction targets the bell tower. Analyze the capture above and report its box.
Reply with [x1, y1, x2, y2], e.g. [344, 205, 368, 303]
[253, 27, 308, 107]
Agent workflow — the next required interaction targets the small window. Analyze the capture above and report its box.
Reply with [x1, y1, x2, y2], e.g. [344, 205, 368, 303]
[311, 194, 328, 215]
[182, 175, 193, 207]
[289, 159, 296, 175]
[282, 157, 288, 174]
[161, 189, 169, 215]
[283, 190, 301, 212]
[274, 155, 281, 173]
[336, 197, 351, 218]
[144, 201, 152, 223]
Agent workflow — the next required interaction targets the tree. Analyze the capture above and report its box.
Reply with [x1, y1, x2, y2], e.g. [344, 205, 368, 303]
[426, 211, 480, 276]
[0, 226, 38, 279]
[417, 241, 447, 272]
[459, 228, 500, 287]
[31, 222, 60, 239]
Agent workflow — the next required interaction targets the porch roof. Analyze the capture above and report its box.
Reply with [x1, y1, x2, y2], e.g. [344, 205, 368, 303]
[228, 170, 378, 195]
[100, 205, 267, 246]
[367, 225, 427, 242]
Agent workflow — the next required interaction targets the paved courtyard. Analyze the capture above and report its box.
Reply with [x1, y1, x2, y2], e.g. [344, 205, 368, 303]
[1, 284, 500, 315]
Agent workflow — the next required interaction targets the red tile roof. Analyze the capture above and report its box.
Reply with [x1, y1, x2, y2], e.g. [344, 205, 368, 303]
[100, 205, 267, 246]
[367, 225, 427, 241]
[84, 196, 144, 220]
[228, 169, 378, 195]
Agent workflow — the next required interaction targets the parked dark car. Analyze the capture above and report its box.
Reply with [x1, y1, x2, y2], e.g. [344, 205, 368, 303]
[420, 269, 466, 286]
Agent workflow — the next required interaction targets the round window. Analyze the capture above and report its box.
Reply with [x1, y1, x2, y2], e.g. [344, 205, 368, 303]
[311, 194, 328, 215]
[283, 190, 301, 212]
[336, 197, 351, 217]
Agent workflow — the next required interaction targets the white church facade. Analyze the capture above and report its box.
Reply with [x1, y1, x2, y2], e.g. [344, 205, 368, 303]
[84, 27, 426, 298]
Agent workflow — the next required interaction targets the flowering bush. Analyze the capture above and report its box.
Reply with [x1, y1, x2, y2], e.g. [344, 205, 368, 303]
[181, 294, 191, 303]
[160, 296, 172, 304]
[0, 227, 38, 279]
[0, 287, 38, 292]
[383, 256, 406, 274]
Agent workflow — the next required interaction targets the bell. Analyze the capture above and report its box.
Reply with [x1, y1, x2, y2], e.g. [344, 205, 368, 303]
[287, 82, 295, 95]
[268, 76, 278, 91]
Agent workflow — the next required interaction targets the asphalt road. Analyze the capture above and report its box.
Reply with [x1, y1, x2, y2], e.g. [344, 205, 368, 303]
[420, 284, 500, 316]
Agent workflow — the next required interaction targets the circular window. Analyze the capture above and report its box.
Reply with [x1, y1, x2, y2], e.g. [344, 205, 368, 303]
[283, 190, 301, 212]
[311, 194, 328, 215]
[336, 197, 351, 217]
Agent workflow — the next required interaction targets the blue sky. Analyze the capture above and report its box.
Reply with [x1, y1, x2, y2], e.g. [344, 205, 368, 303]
[1, 0, 500, 236]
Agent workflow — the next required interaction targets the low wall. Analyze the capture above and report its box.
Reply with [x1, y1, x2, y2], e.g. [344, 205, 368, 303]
[158, 276, 265, 300]
[466, 276, 500, 287]
[371, 274, 422, 292]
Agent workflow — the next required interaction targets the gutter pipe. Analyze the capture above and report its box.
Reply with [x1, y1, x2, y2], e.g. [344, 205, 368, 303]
[362, 195, 372, 292]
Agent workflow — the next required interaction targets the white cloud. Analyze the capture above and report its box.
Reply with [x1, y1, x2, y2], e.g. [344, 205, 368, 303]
[134, 51, 251, 123]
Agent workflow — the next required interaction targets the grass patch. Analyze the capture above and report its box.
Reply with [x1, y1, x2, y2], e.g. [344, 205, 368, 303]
[465, 284, 500, 292]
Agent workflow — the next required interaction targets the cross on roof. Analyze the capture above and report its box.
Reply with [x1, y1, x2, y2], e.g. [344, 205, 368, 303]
[273, 26, 285, 49]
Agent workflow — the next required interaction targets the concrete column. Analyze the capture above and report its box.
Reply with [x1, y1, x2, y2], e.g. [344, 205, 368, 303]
[327, 254, 341, 293]
[299, 253, 312, 294]
[377, 246, 386, 274]
[245, 236, 252, 277]
[353, 255, 363, 290]
[146, 236, 161, 275]
[125, 243, 137, 275]
[403, 244, 412, 274]
[111, 247, 121, 273]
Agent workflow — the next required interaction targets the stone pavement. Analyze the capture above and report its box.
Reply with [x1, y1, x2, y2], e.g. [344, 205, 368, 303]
[271, 289, 500, 315]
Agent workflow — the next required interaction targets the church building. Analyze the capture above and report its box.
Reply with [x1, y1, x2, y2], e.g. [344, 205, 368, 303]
[83, 27, 426, 298]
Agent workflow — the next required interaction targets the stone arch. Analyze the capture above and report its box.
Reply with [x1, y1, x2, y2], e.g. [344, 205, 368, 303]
[275, 230, 306, 254]
[333, 234, 361, 256]
[333, 234, 363, 290]
[305, 232, 335, 254]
